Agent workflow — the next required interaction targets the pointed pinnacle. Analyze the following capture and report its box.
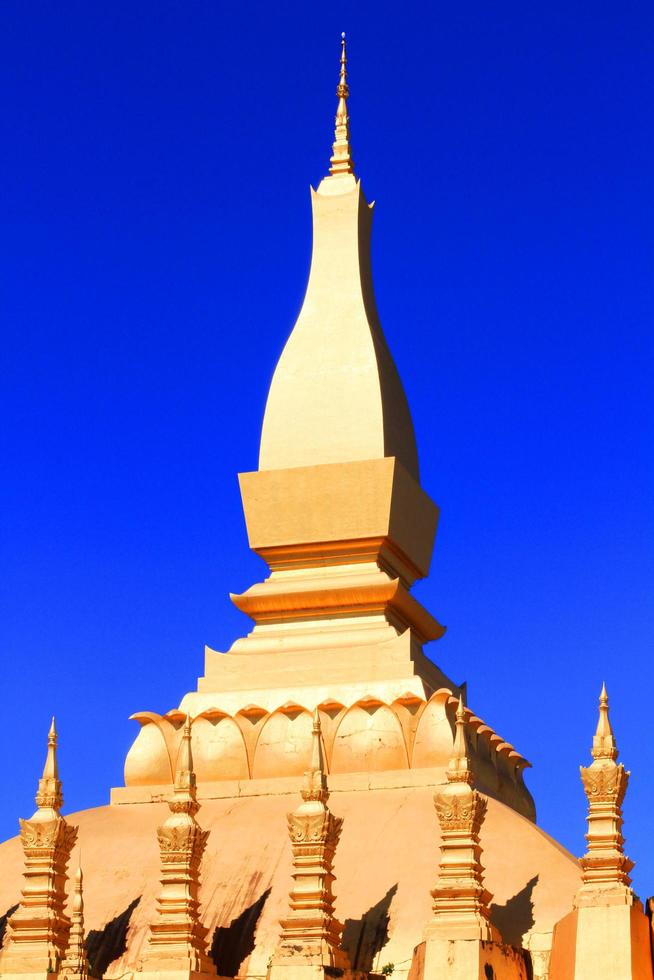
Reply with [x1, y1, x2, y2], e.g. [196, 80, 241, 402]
[176, 715, 193, 776]
[448, 694, 472, 783]
[592, 682, 618, 761]
[337, 33, 349, 99]
[596, 683, 611, 734]
[42, 717, 59, 780]
[172, 714, 198, 805]
[329, 32, 355, 177]
[452, 695, 467, 760]
[302, 708, 328, 802]
[310, 708, 323, 774]
[35, 716, 63, 811]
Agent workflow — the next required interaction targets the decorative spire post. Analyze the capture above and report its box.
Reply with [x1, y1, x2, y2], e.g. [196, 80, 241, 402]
[427, 697, 498, 941]
[549, 686, 654, 980]
[0, 719, 78, 978]
[576, 683, 633, 903]
[138, 715, 217, 980]
[268, 709, 353, 978]
[414, 698, 534, 978]
[328, 33, 355, 177]
[60, 864, 94, 980]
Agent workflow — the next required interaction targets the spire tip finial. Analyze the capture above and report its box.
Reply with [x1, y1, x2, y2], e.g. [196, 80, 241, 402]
[303, 707, 328, 802]
[36, 715, 63, 811]
[592, 681, 618, 761]
[172, 713, 198, 808]
[328, 32, 354, 178]
[448, 693, 472, 783]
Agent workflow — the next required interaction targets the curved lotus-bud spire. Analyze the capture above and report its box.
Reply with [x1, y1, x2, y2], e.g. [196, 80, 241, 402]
[36, 716, 63, 812]
[592, 682, 618, 761]
[258, 34, 419, 478]
[329, 33, 354, 177]
[302, 708, 328, 804]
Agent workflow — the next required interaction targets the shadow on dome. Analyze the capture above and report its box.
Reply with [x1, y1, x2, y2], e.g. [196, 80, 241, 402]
[341, 882, 398, 972]
[210, 887, 271, 977]
[0, 904, 18, 950]
[87, 896, 141, 979]
[490, 874, 538, 948]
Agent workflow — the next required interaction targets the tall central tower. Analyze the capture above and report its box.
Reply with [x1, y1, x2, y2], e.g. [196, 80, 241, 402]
[202, 32, 447, 700]
[120, 37, 533, 824]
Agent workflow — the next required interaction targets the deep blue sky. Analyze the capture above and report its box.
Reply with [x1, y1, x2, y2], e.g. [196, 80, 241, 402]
[2, 2, 653, 895]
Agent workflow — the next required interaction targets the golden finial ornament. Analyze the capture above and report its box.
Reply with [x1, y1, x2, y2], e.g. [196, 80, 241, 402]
[577, 683, 633, 901]
[141, 712, 216, 976]
[171, 714, 198, 812]
[337, 32, 349, 100]
[429, 692, 498, 942]
[60, 860, 94, 979]
[592, 681, 618, 761]
[0, 716, 78, 975]
[36, 716, 64, 811]
[301, 708, 328, 803]
[329, 32, 355, 177]
[270, 705, 351, 975]
[447, 695, 472, 783]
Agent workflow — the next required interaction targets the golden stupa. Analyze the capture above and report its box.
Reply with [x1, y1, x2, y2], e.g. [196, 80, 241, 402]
[1, 36, 652, 980]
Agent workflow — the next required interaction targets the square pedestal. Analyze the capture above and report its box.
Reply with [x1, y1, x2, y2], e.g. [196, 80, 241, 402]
[549, 901, 654, 980]
[267, 951, 366, 980]
[409, 937, 528, 980]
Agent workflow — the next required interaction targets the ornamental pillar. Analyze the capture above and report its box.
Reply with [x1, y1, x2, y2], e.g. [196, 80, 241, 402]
[550, 685, 654, 980]
[0, 719, 77, 979]
[268, 709, 359, 979]
[138, 716, 222, 980]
